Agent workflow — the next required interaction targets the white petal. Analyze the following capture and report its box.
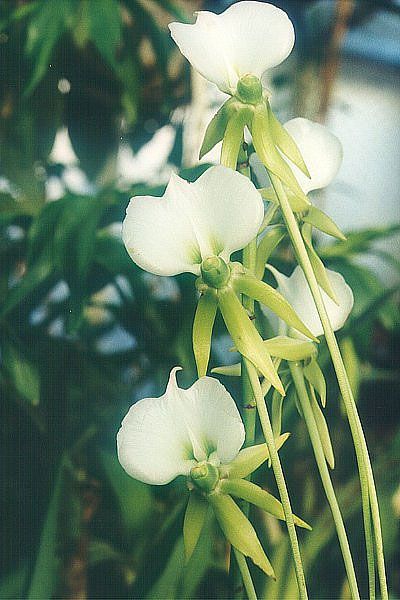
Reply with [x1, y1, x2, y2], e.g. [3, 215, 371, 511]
[117, 368, 245, 484]
[283, 118, 343, 194]
[169, 2, 294, 94]
[268, 265, 354, 338]
[122, 174, 202, 276]
[180, 376, 245, 464]
[122, 166, 263, 276]
[221, 2, 295, 81]
[117, 369, 196, 485]
[191, 166, 264, 264]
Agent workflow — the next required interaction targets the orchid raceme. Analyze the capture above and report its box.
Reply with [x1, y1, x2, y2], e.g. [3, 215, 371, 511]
[169, 1, 294, 97]
[117, 368, 310, 573]
[122, 166, 263, 277]
[265, 265, 354, 339]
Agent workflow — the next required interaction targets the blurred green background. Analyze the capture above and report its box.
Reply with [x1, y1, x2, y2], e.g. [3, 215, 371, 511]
[0, 1, 399, 598]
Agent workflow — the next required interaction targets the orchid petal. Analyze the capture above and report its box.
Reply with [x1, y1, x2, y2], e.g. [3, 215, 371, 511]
[266, 265, 354, 339]
[169, 2, 294, 94]
[122, 166, 263, 276]
[283, 118, 343, 194]
[117, 368, 245, 485]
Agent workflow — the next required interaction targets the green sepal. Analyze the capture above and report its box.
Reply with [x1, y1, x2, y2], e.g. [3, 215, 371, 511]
[183, 493, 209, 563]
[208, 492, 275, 578]
[250, 104, 309, 205]
[221, 434, 290, 480]
[309, 386, 335, 469]
[303, 359, 327, 407]
[264, 336, 317, 362]
[193, 288, 218, 377]
[220, 479, 311, 530]
[221, 105, 253, 169]
[211, 364, 241, 377]
[217, 285, 284, 394]
[232, 271, 318, 342]
[302, 206, 346, 241]
[266, 102, 311, 178]
[302, 223, 338, 302]
[199, 100, 231, 160]
[255, 225, 286, 279]
[259, 186, 310, 213]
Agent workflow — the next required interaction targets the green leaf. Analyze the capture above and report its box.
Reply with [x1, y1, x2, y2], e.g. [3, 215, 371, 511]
[1, 256, 53, 317]
[220, 479, 311, 530]
[146, 537, 185, 600]
[303, 359, 327, 407]
[208, 493, 275, 578]
[0, 562, 29, 599]
[255, 225, 286, 279]
[217, 286, 284, 394]
[99, 450, 152, 536]
[320, 224, 400, 259]
[183, 493, 209, 563]
[267, 103, 310, 178]
[232, 271, 318, 341]
[302, 206, 346, 241]
[302, 223, 337, 302]
[87, 0, 122, 70]
[2, 341, 40, 406]
[199, 100, 231, 159]
[309, 387, 335, 469]
[192, 289, 218, 377]
[264, 336, 317, 362]
[223, 434, 290, 480]
[24, 0, 72, 95]
[27, 457, 67, 599]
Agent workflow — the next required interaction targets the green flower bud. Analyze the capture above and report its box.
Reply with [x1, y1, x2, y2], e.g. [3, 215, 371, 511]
[190, 462, 219, 493]
[200, 256, 230, 289]
[236, 74, 263, 105]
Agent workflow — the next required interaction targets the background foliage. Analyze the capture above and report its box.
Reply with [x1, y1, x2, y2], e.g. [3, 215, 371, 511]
[0, 1, 399, 598]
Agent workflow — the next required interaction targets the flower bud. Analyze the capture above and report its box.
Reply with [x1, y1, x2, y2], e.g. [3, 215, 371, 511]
[201, 256, 230, 289]
[190, 462, 220, 493]
[236, 74, 263, 105]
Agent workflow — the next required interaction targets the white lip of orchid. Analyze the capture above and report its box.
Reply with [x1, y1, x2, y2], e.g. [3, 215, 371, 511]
[117, 367, 245, 485]
[282, 118, 343, 195]
[169, 1, 295, 96]
[122, 165, 264, 277]
[264, 265, 354, 339]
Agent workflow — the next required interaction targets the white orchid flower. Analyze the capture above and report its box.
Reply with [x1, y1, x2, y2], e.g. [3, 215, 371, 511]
[283, 118, 343, 195]
[117, 367, 245, 485]
[122, 166, 264, 277]
[169, 1, 294, 96]
[265, 265, 354, 339]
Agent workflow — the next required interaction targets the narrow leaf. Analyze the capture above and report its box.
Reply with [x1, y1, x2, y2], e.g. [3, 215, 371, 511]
[218, 286, 284, 394]
[255, 225, 286, 279]
[233, 272, 318, 341]
[303, 206, 346, 241]
[220, 479, 311, 530]
[267, 103, 310, 178]
[223, 434, 290, 480]
[303, 360, 327, 407]
[183, 493, 209, 563]
[264, 336, 317, 362]
[209, 493, 275, 578]
[3, 342, 40, 406]
[193, 289, 218, 377]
